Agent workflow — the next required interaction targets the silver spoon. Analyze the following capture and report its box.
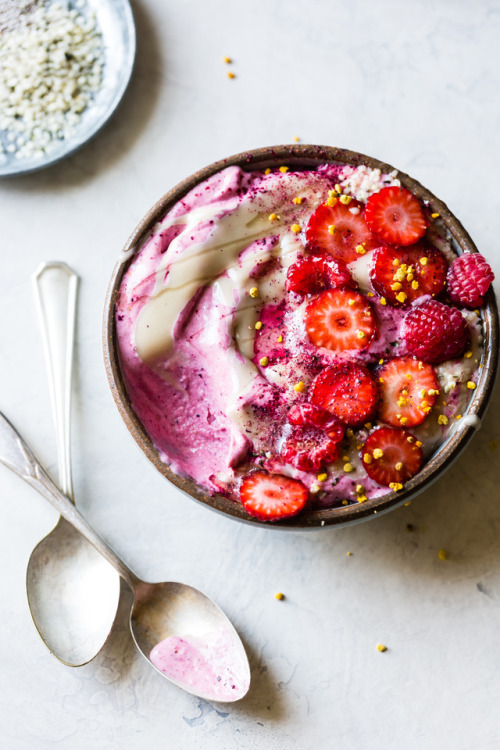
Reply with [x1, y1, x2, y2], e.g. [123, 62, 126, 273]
[0, 413, 251, 701]
[27, 261, 120, 666]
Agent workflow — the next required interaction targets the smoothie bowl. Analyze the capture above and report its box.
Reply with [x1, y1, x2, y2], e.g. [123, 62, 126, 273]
[103, 145, 498, 528]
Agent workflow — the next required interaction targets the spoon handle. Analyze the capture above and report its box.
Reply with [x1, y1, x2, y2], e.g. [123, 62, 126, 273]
[33, 262, 78, 501]
[0, 411, 139, 590]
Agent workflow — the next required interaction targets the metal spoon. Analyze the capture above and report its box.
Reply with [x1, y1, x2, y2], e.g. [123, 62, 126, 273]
[0, 413, 251, 701]
[27, 261, 120, 666]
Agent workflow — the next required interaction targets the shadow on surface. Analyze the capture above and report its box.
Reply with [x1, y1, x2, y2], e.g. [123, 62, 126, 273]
[1, 0, 164, 191]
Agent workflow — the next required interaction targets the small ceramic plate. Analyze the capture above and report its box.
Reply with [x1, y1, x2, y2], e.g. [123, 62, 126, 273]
[0, 0, 135, 177]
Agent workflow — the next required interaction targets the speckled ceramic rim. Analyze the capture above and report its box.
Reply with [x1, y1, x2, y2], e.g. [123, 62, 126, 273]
[103, 144, 499, 529]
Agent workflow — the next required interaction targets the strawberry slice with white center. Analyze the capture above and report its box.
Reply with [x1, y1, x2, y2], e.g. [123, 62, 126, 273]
[361, 426, 423, 487]
[240, 472, 309, 521]
[305, 199, 375, 264]
[310, 362, 378, 427]
[286, 254, 353, 295]
[365, 186, 428, 246]
[370, 242, 447, 307]
[378, 358, 439, 428]
[305, 288, 376, 352]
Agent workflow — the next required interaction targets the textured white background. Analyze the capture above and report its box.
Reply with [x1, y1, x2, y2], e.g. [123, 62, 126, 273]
[1, 1, 500, 748]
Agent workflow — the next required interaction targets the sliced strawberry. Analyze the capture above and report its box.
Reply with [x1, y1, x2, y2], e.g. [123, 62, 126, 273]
[240, 471, 308, 521]
[378, 358, 439, 428]
[305, 199, 375, 264]
[370, 243, 447, 307]
[286, 254, 353, 295]
[310, 362, 378, 427]
[365, 186, 427, 246]
[361, 426, 423, 487]
[305, 289, 376, 352]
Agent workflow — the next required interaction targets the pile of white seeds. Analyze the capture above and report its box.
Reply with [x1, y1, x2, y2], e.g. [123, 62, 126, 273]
[0, 0, 104, 162]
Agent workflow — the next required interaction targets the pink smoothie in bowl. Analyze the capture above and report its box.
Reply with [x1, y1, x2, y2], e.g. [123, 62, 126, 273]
[105, 146, 498, 528]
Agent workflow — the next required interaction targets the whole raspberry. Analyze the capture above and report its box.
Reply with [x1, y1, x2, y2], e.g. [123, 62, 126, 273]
[447, 253, 494, 309]
[402, 300, 470, 364]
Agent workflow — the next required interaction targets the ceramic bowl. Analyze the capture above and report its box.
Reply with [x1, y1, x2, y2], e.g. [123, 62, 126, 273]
[103, 145, 498, 529]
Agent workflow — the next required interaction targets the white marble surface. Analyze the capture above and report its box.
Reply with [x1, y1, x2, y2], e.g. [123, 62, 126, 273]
[1, 1, 500, 747]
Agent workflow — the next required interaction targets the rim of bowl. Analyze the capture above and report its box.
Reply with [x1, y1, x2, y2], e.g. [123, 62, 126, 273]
[103, 144, 499, 529]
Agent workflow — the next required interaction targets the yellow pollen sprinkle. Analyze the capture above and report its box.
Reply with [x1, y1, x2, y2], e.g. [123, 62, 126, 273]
[317, 472, 328, 482]
[343, 463, 353, 473]
[259, 357, 269, 366]
[254, 321, 263, 330]
[348, 298, 356, 306]
[310, 484, 320, 494]
[379, 377, 384, 383]
[373, 448, 384, 459]
[392, 258, 400, 266]
[431, 212, 440, 219]
[342, 455, 349, 462]
[438, 415, 449, 425]
[401, 389, 409, 396]
[342, 499, 349, 506]
[367, 292, 374, 297]
[346, 551, 352, 556]
[356, 484, 364, 493]
[357, 330, 366, 339]
[293, 196, 303, 205]
[421, 400, 429, 408]
[357, 495, 367, 503]
[396, 292, 408, 303]
[411, 280, 419, 290]
[380, 297, 387, 306]
[364, 453, 372, 464]
[389, 482, 403, 491]
[279, 166, 289, 173]
[391, 282, 402, 291]
[420, 389, 427, 397]
[364, 422, 372, 430]
[405, 374, 412, 380]
[223, 56, 232, 63]
[377, 644, 388, 652]
[291, 224, 301, 234]
[464, 351, 473, 358]
[455, 414, 462, 420]
[227, 71, 236, 79]
[339, 194, 352, 205]
[269, 213, 278, 221]
[293, 136, 300, 142]
[420, 257, 428, 266]
[293, 381, 305, 392]
[378, 359, 384, 365]
[275, 592, 284, 600]
[406, 273, 414, 282]
[328, 224, 336, 234]
[265, 168, 271, 175]
[395, 462, 403, 471]
[467, 381, 477, 390]
[327, 195, 338, 207]
[397, 397, 407, 407]
[418, 362, 425, 370]
[407, 436, 414, 443]
[400, 417, 408, 425]
[334, 184, 342, 194]
[277, 334, 283, 343]
[355, 244, 366, 255]
[249, 287, 259, 298]
[438, 549, 447, 561]
[415, 440, 423, 447]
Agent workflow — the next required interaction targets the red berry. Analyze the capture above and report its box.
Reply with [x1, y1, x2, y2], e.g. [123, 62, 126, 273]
[370, 242, 447, 307]
[288, 402, 344, 442]
[286, 254, 353, 295]
[281, 425, 342, 471]
[305, 199, 374, 264]
[361, 427, 423, 487]
[447, 253, 495, 309]
[377, 358, 439, 428]
[402, 300, 470, 364]
[365, 186, 427, 246]
[240, 472, 308, 521]
[305, 288, 376, 352]
[310, 362, 378, 427]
